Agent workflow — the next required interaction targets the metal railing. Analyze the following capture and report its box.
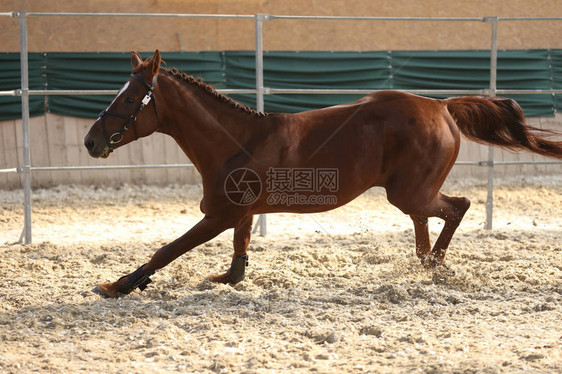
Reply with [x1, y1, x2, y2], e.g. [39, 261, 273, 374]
[1, 11, 561, 243]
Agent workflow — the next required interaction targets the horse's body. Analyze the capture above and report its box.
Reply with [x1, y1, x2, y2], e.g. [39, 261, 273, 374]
[84, 51, 562, 298]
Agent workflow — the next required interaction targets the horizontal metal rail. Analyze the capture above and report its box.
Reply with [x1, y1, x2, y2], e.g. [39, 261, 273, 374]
[1, 160, 559, 175]
[492, 161, 562, 165]
[0, 89, 258, 96]
[2, 88, 562, 97]
[498, 17, 562, 21]
[270, 15, 487, 21]
[25, 12, 255, 19]
[0, 168, 18, 173]
[2, 12, 561, 22]
[266, 88, 486, 95]
[495, 89, 562, 95]
[267, 88, 562, 95]
[270, 15, 562, 22]
[1, 164, 195, 174]
[21, 164, 195, 172]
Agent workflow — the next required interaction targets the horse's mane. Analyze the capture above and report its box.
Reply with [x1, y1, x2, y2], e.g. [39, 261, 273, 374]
[162, 67, 267, 118]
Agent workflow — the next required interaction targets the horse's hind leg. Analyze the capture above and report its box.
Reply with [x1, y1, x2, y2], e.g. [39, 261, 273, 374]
[390, 191, 470, 267]
[209, 215, 253, 284]
[425, 194, 471, 267]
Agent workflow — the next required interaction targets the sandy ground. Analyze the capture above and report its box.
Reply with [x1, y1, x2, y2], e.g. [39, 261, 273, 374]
[0, 176, 561, 373]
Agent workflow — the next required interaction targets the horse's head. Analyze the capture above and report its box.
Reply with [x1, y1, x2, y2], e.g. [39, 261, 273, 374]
[84, 50, 162, 158]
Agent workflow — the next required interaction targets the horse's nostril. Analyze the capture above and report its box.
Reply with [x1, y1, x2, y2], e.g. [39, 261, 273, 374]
[85, 140, 95, 151]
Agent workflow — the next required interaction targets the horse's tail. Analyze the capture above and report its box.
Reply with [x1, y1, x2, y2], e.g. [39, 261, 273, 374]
[445, 96, 562, 159]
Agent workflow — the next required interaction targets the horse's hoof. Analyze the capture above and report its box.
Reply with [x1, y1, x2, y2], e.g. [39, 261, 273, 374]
[209, 255, 249, 285]
[209, 271, 232, 284]
[421, 253, 446, 269]
[91, 285, 104, 296]
[434, 263, 455, 275]
[421, 259, 435, 269]
[92, 264, 155, 298]
[91, 281, 123, 298]
[91, 284, 113, 298]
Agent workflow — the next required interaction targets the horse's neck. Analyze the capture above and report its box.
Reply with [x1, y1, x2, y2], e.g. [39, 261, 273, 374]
[160, 77, 262, 174]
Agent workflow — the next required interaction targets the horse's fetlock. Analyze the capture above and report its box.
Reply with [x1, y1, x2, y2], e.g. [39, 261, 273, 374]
[228, 254, 248, 285]
[117, 264, 155, 295]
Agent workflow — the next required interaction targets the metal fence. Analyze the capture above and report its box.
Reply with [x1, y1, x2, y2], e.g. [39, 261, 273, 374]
[1, 12, 561, 244]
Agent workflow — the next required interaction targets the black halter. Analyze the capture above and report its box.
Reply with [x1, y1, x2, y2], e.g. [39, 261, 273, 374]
[98, 73, 161, 152]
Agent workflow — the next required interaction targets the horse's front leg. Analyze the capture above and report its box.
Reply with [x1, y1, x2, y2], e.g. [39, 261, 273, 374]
[92, 215, 233, 298]
[209, 215, 253, 284]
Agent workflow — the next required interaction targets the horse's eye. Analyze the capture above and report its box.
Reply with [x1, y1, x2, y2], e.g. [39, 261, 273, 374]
[126, 97, 135, 104]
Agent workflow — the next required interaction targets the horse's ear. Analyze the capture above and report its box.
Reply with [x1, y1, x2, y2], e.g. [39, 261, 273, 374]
[131, 51, 143, 69]
[150, 50, 161, 75]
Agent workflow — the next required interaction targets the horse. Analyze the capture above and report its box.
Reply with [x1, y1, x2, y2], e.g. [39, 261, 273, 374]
[84, 50, 562, 298]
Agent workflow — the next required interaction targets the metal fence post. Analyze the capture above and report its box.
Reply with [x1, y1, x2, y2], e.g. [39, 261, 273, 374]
[485, 16, 498, 230]
[16, 11, 32, 244]
[254, 13, 268, 236]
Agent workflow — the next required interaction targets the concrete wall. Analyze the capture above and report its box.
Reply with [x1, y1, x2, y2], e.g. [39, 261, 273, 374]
[0, 0, 561, 52]
[0, 114, 199, 189]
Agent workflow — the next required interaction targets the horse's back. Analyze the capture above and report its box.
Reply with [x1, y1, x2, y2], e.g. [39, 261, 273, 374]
[295, 90, 446, 122]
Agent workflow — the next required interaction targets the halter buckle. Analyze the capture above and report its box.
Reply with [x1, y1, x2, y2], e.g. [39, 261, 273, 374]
[109, 132, 124, 145]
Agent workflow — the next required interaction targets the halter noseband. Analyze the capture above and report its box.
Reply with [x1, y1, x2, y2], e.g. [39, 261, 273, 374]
[98, 73, 161, 152]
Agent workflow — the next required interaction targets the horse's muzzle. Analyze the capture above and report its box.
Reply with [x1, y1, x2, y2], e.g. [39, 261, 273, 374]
[84, 137, 111, 158]
[84, 124, 111, 158]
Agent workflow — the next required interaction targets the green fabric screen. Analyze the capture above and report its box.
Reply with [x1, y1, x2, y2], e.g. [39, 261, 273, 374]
[391, 50, 554, 117]
[551, 49, 562, 113]
[225, 51, 391, 112]
[0, 50, 561, 120]
[45, 52, 225, 118]
[0, 53, 45, 119]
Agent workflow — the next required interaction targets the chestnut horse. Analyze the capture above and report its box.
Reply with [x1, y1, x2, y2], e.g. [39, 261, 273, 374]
[84, 50, 562, 298]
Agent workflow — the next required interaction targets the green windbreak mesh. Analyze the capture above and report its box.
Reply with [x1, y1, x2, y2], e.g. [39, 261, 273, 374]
[392, 50, 493, 89]
[493, 50, 553, 117]
[0, 50, 560, 120]
[0, 53, 45, 120]
[45, 52, 224, 118]
[226, 51, 390, 112]
[391, 50, 553, 116]
[551, 50, 562, 113]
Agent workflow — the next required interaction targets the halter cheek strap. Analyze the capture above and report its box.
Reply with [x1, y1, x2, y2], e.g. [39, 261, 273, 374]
[99, 73, 161, 152]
